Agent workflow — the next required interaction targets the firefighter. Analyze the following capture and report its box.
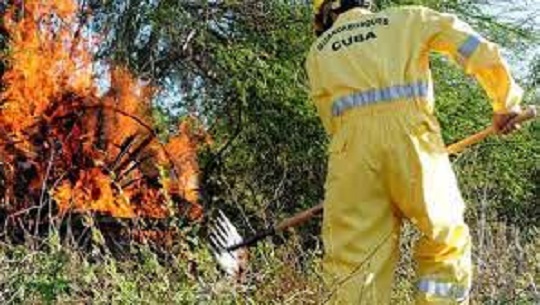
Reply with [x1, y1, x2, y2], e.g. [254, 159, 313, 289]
[306, 0, 524, 304]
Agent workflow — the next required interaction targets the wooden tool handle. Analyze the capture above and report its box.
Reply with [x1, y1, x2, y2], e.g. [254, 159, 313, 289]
[447, 105, 538, 155]
[275, 202, 324, 232]
[225, 203, 323, 251]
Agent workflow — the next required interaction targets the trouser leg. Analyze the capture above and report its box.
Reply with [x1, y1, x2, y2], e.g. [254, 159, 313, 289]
[323, 144, 400, 304]
[388, 115, 473, 305]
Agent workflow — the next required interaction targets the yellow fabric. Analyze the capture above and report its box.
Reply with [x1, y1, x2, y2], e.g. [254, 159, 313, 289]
[320, 101, 472, 304]
[305, 6, 522, 304]
[313, 0, 326, 13]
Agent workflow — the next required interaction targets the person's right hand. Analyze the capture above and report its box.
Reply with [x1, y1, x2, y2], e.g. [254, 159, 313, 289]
[492, 108, 523, 135]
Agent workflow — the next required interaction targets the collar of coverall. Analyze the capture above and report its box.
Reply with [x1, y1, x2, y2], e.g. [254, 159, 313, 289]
[334, 7, 373, 25]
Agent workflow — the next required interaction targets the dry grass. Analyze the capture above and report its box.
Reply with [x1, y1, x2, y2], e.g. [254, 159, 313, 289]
[0, 211, 537, 304]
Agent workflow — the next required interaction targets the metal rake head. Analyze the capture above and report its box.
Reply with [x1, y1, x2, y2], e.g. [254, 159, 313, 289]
[208, 210, 248, 279]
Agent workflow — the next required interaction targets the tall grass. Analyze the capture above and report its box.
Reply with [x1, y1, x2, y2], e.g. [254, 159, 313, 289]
[0, 208, 537, 304]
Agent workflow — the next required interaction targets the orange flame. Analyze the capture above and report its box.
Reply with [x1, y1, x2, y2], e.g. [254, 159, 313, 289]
[54, 168, 135, 218]
[1, 1, 93, 134]
[0, 0, 205, 221]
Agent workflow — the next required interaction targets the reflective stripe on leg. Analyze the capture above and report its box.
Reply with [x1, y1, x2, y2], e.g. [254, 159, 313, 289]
[418, 279, 469, 301]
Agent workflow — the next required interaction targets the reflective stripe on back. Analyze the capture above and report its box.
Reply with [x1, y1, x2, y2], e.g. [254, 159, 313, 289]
[418, 279, 469, 301]
[331, 81, 428, 116]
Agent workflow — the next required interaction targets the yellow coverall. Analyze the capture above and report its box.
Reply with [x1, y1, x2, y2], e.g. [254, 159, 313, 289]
[305, 6, 522, 304]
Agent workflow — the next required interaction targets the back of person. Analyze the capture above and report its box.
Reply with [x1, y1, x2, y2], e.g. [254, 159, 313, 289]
[306, 2, 523, 304]
[310, 7, 428, 100]
[307, 5, 522, 136]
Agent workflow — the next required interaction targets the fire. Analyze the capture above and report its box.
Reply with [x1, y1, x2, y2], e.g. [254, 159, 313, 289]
[54, 168, 135, 218]
[1, 0, 91, 134]
[0, 1, 205, 221]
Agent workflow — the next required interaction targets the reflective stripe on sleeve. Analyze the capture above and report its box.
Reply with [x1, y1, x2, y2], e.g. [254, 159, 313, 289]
[458, 35, 481, 60]
[418, 279, 469, 301]
[331, 81, 429, 116]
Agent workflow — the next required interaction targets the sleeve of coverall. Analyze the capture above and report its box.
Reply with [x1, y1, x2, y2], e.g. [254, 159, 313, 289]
[305, 52, 334, 134]
[420, 8, 523, 113]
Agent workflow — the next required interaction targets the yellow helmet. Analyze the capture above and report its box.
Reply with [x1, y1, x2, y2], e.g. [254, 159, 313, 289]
[313, 0, 324, 13]
[313, 0, 340, 13]
[313, 0, 371, 14]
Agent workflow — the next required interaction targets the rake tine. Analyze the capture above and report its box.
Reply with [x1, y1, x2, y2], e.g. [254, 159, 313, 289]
[214, 213, 229, 232]
[217, 210, 242, 243]
[208, 239, 223, 255]
[214, 218, 229, 239]
[214, 211, 236, 235]
[208, 237, 220, 254]
[214, 216, 236, 242]
[209, 234, 226, 251]
[217, 210, 234, 233]
[212, 219, 228, 242]
[211, 229, 228, 249]
[211, 228, 235, 250]
[218, 210, 238, 235]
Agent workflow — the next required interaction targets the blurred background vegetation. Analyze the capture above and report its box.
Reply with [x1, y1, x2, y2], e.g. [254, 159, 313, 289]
[0, 0, 538, 303]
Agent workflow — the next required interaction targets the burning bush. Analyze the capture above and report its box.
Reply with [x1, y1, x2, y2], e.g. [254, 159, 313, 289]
[0, 0, 205, 240]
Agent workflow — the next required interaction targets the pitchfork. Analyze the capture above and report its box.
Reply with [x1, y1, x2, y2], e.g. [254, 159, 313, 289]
[209, 105, 538, 278]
